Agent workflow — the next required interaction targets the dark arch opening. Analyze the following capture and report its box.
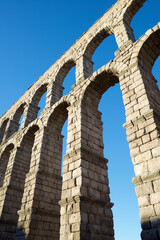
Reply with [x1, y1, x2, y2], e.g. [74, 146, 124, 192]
[13, 104, 25, 128]
[6, 104, 26, 139]
[33, 84, 48, 116]
[56, 60, 75, 88]
[26, 84, 48, 126]
[0, 143, 14, 187]
[0, 119, 9, 144]
[51, 60, 76, 105]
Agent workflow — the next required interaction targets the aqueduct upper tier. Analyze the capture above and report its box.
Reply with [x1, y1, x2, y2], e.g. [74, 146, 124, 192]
[0, 0, 160, 239]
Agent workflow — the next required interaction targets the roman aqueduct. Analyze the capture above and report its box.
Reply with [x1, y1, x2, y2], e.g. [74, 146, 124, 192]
[0, 0, 160, 239]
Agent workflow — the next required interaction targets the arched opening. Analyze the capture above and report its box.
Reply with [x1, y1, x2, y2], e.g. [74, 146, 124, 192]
[18, 112, 24, 130]
[138, 29, 160, 116]
[92, 34, 118, 72]
[37, 90, 47, 117]
[79, 70, 118, 239]
[51, 60, 76, 104]
[99, 84, 141, 240]
[13, 104, 25, 128]
[0, 119, 9, 144]
[131, 0, 160, 40]
[84, 30, 118, 74]
[85, 29, 110, 64]
[0, 144, 14, 187]
[26, 84, 48, 125]
[63, 65, 76, 96]
[79, 70, 140, 239]
[6, 104, 26, 139]
[61, 118, 68, 176]
[0, 125, 39, 239]
[33, 84, 48, 116]
[152, 56, 160, 89]
[20, 102, 69, 239]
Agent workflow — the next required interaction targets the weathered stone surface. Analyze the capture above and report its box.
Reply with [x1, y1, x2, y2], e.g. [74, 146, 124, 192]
[0, 0, 160, 239]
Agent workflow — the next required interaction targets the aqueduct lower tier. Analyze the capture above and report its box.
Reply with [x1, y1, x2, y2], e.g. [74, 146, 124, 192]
[0, 0, 160, 239]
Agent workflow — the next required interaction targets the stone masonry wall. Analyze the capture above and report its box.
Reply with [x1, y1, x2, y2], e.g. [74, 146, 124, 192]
[0, 0, 160, 239]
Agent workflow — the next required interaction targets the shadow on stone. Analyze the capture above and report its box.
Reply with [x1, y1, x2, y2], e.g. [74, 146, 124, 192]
[15, 227, 26, 240]
[141, 218, 160, 240]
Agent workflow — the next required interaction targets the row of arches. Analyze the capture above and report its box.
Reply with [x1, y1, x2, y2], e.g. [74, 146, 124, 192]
[0, 0, 143, 144]
[131, 25, 160, 119]
[0, 32, 117, 145]
[0, 0, 156, 148]
[0, 99, 70, 238]
[0, 22, 160, 236]
[0, 3, 159, 238]
[0, 83, 48, 145]
[0, 66, 122, 239]
[0, 124, 40, 239]
[0, 21, 159, 196]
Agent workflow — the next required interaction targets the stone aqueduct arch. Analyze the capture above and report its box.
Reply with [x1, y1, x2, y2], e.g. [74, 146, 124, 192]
[0, 0, 160, 239]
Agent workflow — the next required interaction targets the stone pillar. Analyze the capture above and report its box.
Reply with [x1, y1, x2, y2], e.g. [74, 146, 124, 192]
[120, 64, 160, 240]
[20, 106, 28, 129]
[5, 119, 20, 139]
[0, 126, 39, 239]
[15, 126, 63, 240]
[23, 103, 40, 127]
[46, 81, 64, 107]
[0, 144, 14, 188]
[0, 147, 19, 239]
[124, 110, 160, 240]
[114, 19, 135, 48]
[59, 103, 114, 240]
[76, 55, 94, 82]
[0, 119, 9, 144]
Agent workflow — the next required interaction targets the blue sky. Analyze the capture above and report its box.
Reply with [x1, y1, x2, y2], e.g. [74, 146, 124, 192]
[0, 0, 160, 239]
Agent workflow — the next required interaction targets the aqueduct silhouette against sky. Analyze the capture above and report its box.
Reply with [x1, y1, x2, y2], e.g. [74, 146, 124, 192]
[0, 0, 160, 239]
